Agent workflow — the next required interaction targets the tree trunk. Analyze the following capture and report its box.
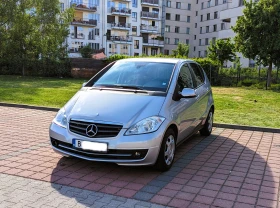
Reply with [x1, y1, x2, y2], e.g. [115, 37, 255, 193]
[267, 61, 272, 88]
[277, 67, 279, 83]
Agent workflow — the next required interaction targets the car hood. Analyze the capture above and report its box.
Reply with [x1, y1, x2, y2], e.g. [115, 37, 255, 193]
[66, 89, 166, 128]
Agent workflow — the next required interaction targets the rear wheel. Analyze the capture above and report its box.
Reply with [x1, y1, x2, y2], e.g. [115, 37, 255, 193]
[155, 129, 176, 171]
[200, 109, 214, 136]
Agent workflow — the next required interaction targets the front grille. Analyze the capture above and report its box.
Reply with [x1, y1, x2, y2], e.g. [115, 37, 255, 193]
[69, 120, 122, 138]
[51, 138, 148, 160]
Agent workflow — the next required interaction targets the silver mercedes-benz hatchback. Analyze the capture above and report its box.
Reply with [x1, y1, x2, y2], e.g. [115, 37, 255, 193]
[49, 58, 214, 171]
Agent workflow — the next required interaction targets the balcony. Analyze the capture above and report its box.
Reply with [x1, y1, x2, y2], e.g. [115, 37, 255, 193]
[143, 39, 164, 47]
[109, 7, 131, 16]
[107, 36, 132, 43]
[71, 18, 97, 27]
[141, 11, 159, 20]
[140, 25, 159, 33]
[108, 22, 131, 30]
[70, 2, 97, 12]
[70, 33, 85, 39]
[141, 0, 159, 6]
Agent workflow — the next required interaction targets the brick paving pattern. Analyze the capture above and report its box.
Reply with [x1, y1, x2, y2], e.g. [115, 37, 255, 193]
[0, 106, 280, 207]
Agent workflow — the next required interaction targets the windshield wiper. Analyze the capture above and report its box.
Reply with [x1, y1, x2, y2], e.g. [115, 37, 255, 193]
[113, 85, 145, 90]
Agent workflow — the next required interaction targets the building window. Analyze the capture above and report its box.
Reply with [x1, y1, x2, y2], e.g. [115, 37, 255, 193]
[194, 35, 196, 40]
[60, 3, 64, 11]
[206, 26, 209, 33]
[132, 12, 137, 21]
[239, 0, 244, 6]
[199, 39, 202, 46]
[200, 27, 202, 34]
[165, 25, 170, 32]
[205, 51, 208, 57]
[212, 37, 216, 44]
[196, 11, 198, 16]
[187, 16, 190, 22]
[221, 23, 225, 30]
[207, 1, 211, 7]
[166, 13, 170, 20]
[187, 3, 191, 10]
[213, 24, 217, 32]
[134, 40, 139, 49]
[175, 26, 180, 33]
[214, 11, 218, 19]
[176, 2, 181, 9]
[132, 26, 137, 35]
[195, 23, 197, 28]
[167, 1, 171, 7]
[205, 38, 209, 45]
[164, 49, 169, 55]
[207, 13, 210, 20]
[186, 39, 189, 44]
[215, 0, 218, 6]
[201, 2, 204, 9]
[175, 14, 180, 21]
[198, 51, 201, 57]
[194, 46, 196, 51]
[186, 27, 190, 34]
[201, 15, 203, 22]
[132, 0, 137, 7]
[90, 43, 100, 50]
[165, 37, 170, 44]
[175, 38, 179, 45]
[223, 0, 227, 3]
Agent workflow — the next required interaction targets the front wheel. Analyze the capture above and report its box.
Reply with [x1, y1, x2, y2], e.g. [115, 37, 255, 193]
[200, 109, 214, 136]
[155, 129, 176, 171]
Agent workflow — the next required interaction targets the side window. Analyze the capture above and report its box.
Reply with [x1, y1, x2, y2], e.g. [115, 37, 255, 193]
[189, 63, 205, 87]
[177, 64, 194, 92]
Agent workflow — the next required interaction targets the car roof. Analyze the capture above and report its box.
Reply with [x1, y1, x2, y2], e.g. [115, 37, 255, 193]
[117, 58, 196, 64]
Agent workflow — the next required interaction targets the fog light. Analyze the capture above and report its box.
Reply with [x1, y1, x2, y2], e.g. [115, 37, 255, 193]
[135, 152, 141, 157]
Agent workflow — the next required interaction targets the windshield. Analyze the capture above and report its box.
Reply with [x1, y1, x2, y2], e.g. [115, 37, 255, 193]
[93, 61, 175, 92]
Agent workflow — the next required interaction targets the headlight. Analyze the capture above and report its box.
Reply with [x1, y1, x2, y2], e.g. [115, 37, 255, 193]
[53, 108, 67, 128]
[125, 116, 165, 135]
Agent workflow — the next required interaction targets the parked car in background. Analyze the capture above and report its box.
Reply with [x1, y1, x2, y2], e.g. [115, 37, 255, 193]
[49, 58, 214, 171]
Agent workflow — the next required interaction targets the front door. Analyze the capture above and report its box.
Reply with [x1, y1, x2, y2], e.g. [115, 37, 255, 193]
[170, 63, 198, 143]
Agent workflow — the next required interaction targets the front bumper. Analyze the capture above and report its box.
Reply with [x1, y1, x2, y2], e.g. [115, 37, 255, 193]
[49, 122, 167, 166]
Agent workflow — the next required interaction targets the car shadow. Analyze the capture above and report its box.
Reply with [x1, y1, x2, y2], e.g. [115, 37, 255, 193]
[50, 129, 277, 207]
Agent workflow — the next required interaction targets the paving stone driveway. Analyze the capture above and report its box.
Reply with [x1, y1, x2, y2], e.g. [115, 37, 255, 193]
[0, 106, 280, 208]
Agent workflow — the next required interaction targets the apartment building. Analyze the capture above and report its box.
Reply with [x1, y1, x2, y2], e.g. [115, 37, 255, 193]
[163, 0, 193, 55]
[60, 0, 164, 57]
[191, 0, 228, 59]
[59, 0, 253, 66]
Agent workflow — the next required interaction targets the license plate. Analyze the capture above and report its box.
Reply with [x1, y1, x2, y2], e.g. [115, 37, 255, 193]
[73, 140, 107, 152]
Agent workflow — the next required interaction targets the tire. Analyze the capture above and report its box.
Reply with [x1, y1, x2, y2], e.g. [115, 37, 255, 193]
[200, 109, 214, 136]
[155, 129, 176, 171]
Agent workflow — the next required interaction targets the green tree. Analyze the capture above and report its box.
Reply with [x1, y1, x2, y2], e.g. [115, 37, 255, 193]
[80, 44, 92, 58]
[207, 38, 235, 69]
[172, 42, 189, 57]
[0, 0, 74, 75]
[232, 0, 280, 88]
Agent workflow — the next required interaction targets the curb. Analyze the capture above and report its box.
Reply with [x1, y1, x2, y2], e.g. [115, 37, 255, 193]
[0, 102, 59, 112]
[213, 123, 280, 134]
[1, 102, 280, 133]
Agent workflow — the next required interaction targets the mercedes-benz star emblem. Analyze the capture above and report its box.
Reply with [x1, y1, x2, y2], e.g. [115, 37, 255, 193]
[86, 124, 98, 137]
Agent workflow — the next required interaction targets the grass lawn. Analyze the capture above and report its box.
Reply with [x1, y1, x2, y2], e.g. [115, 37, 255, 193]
[0, 75, 279, 128]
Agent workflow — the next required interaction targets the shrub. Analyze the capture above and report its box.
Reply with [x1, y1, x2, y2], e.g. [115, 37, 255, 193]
[80, 45, 92, 58]
[241, 78, 258, 86]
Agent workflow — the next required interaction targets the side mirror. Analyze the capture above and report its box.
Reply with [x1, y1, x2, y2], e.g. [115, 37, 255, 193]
[180, 88, 197, 98]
